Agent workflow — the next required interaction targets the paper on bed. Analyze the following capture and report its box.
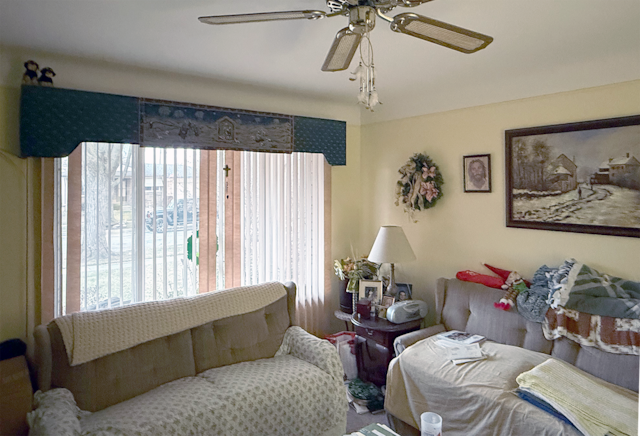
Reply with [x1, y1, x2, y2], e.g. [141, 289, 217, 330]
[436, 330, 484, 344]
[435, 341, 486, 364]
[444, 343, 483, 360]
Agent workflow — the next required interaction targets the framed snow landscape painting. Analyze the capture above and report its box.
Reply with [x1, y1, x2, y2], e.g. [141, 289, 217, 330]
[505, 115, 640, 238]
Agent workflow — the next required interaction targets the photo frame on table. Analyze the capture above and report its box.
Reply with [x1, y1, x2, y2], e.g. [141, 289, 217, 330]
[396, 283, 412, 301]
[381, 295, 395, 308]
[505, 115, 640, 238]
[359, 280, 383, 305]
[463, 154, 491, 193]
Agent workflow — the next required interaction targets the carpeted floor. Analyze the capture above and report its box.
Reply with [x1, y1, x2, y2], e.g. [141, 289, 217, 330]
[346, 406, 389, 433]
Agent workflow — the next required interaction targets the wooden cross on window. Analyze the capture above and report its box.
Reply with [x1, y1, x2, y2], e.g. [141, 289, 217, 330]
[223, 164, 231, 177]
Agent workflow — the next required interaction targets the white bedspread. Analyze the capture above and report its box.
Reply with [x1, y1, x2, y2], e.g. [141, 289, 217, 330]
[385, 337, 582, 436]
[55, 282, 286, 366]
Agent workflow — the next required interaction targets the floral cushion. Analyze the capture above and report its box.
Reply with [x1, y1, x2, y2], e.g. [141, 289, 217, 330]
[27, 388, 83, 436]
[78, 355, 345, 436]
[276, 326, 345, 382]
[79, 376, 223, 435]
[30, 326, 347, 436]
[197, 354, 346, 435]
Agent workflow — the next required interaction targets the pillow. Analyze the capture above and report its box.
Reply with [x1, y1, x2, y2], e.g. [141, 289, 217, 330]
[27, 388, 84, 436]
[484, 263, 532, 287]
[456, 270, 504, 289]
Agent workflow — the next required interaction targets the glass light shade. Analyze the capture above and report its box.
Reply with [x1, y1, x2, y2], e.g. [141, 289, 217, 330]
[367, 226, 416, 264]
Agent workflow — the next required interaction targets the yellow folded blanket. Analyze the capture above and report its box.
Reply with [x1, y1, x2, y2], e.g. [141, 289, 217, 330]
[516, 358, 638, 436]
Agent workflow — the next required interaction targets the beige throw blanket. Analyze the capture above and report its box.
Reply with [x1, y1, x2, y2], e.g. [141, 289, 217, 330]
[516, 358, 638, 436]
[55, 282, 287, 366]
[384, 337, 582, 436]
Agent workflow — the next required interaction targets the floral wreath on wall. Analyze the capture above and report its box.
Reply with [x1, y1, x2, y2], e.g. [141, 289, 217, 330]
[395, 153, 444, 221]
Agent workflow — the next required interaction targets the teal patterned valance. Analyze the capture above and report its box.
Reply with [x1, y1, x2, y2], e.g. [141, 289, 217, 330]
[19, 85, 346, 165]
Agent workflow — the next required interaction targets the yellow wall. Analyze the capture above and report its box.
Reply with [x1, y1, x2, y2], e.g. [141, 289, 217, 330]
[1, 44, 639, 341]
[0, 85, 28, 341]
[360, 80, 640, 322]
[0, 46, 362, 342]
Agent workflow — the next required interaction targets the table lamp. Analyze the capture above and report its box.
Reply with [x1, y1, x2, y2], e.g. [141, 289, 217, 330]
[367, 226, 416, 297]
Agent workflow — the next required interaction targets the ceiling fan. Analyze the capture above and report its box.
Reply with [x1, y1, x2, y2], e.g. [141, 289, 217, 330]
[198, 0, 494, 72]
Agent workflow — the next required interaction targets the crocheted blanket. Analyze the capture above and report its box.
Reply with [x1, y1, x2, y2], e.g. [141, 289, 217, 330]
[543, 306, 640, 355]
[549, 259, 640, 319]
[516, 264, 556, 323]
[516, 358, 638, 436]
[55, 282, 287, 366]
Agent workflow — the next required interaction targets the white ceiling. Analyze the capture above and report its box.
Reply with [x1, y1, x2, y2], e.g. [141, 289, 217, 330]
[1, 0, 639, 123]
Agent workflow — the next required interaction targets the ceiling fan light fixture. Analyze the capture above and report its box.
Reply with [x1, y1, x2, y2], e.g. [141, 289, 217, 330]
[390, 13, 493, 53]
[198, 10, 326, 25]
[321, 28, 363, 71]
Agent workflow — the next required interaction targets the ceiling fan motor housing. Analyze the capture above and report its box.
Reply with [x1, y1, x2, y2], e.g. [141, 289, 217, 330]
[349, 6, 376, 33]
[326, 0, 432, 17]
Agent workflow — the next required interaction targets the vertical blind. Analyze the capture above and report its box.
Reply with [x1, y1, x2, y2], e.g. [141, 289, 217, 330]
[240, 152, 325, 331]
[53, 145, 327, 335]
[55, 143, 201, 315]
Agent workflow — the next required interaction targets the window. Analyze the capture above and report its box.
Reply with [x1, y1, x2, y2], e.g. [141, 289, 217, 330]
[56, 143, 202, 314]
[55, 144, 327, 328]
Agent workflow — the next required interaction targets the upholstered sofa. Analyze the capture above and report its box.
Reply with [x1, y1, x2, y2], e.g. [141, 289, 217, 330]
[385, 278, 639, 436]
[29, 282, 347, 435]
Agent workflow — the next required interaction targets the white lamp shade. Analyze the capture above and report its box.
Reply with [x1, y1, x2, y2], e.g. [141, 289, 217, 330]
[367, 226, 416, 264]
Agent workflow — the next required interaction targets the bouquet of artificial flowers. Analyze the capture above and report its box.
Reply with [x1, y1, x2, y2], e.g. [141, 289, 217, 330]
[334, 256, 379, 293]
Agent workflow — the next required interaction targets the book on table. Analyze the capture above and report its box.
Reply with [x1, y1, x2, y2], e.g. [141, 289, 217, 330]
[436, 330, 484, 344]
[350, 423, 401, 436]
[443, 342, 487, 364]
[434, 331, 487, 364]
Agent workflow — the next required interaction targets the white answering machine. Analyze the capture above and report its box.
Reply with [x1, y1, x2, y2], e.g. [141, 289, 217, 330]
[386, 300, 428, 324]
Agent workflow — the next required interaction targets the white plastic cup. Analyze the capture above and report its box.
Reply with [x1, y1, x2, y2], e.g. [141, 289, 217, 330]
[420, 412, 442, 436]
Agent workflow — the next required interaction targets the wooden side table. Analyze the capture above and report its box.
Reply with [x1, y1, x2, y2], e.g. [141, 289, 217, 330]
[334, 309, 354, 331]
[351, 314, 421, 386]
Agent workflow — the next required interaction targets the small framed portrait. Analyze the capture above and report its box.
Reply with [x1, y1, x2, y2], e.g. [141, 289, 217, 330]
[381, 295, 395, 307]
[464, 154, 491, 193]
[396, 283, 412, 301]
[359, 280, 383, 305]
[377, 306, 389, 319]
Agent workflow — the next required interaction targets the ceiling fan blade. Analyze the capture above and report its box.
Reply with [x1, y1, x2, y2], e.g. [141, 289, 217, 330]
[199, 10, 326, 25]
[390, 13, 493, 53]
[321, 27, 363, 72]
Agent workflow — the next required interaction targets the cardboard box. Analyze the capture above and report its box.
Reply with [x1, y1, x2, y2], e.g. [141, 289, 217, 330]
[0, 356, 32, 436]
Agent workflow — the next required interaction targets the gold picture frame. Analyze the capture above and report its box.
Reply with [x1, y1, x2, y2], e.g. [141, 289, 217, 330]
[506, 115, 640, 238]
[381, 295, 395, 307]
[359, 280, 383, 305]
